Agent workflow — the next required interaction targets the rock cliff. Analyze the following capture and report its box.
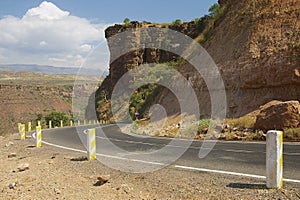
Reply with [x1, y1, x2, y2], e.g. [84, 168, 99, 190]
[92, 0, 300, 122]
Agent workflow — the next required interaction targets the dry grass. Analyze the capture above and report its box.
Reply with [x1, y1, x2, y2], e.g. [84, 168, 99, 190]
[283, 127, 300, 141]
[225, 116, 256, 130]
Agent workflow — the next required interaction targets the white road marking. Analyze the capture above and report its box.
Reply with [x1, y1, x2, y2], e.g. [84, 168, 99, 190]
[283, 153, 300, 156]
[96, 153, 165, 166]
[87, 126, 300, 154]
[41, 139, 165, 166]
[40, 126, 300, 184]
[42, 141, 86, 153]
[85, 129, 300, 155]
[174, 165, 300, 183]
[224, 149, 254, 153]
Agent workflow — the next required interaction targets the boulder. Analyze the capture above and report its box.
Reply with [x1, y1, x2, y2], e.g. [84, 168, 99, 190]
[254, 101, 300, 131]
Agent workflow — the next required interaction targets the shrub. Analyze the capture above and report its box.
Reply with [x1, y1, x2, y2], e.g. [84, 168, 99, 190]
[198, 119, 212, 131]
[36, 111, 71, 128]
[123, 18, 130, 25]
[171, 19, 182, 27]
[208, 3, 221, 18]
[284, 127, 300, 141]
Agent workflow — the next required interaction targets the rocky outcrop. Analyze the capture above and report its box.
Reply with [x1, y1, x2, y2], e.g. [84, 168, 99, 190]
[104, 22, 178, 89]
[254, 101, 300, 131]
[93, 0, 300, 123]
[203, 0, 300, 117]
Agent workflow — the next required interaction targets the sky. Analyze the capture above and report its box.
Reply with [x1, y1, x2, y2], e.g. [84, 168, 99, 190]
[0, 0, 217, 69]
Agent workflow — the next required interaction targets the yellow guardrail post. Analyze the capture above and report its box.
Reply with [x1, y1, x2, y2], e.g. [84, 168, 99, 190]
[49, 120, 52, 129]
[266, 130, 283, 189]
[19, 124, 25, 140]
[60, 120, 63, 127]
[35, 126, 42, 147]
[28, 122, 32, 132]
[70, 120, 73, 127]
[38, 120, 41, 127]
[87, 128, 96, 161]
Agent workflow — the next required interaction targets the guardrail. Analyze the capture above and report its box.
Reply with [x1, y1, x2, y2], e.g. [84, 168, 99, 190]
[18, 120, 101, 162]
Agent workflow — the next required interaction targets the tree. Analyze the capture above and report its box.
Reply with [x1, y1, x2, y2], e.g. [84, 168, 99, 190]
[123, 18, 130, 25]
[171, 19, 182, 27]
[208, 3, 221, 18]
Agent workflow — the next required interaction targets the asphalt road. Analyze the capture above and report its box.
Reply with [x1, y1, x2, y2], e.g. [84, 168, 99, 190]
[42, 125, 300, 181]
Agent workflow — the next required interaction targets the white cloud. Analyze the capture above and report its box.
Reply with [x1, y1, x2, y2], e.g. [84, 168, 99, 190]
[0, 1, 110, 68]
[24, 1, 69, 20]
[79, 44, 92, 52]
[39, 41, 47, 46]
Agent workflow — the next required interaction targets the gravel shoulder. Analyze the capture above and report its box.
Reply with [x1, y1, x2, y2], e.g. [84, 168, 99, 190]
[0, 133, 299, 200]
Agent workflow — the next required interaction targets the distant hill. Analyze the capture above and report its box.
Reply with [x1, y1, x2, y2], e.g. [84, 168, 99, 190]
[0, 64, 108, 76]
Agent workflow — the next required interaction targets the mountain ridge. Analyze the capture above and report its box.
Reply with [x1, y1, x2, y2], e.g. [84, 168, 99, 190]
[0, 64, 108, 76]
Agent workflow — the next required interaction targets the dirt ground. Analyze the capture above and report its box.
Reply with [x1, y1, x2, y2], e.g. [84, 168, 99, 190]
[0, 133, 299, 200]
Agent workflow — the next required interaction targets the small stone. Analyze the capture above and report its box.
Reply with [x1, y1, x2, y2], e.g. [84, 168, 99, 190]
[8, 153, 17, 158]
[5, 142, 14, 147]
[8, 183, 16, 189]
[17, 163, 29, 172]
[64, 156, 73, 160]
[70, 156, 88, 161]
[48, 160, 54, 165]
[51, 153, 59, 159]
[54, 188, 61, 194]
[121, 184, 130, 194]
[94, 175, 110, 186]
[97, 175, 110, 183]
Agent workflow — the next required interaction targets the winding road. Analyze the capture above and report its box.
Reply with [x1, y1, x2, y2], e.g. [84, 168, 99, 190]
[41, 124, 300, 183]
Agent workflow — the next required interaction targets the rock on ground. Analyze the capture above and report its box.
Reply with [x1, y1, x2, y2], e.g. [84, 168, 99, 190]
[254, 100, 300, 131]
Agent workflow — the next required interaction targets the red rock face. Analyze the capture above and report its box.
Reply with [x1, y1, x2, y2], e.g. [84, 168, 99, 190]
[93, 0, 300, 121]
[105, 22, 179, 89]
[254, 101, 300, 131]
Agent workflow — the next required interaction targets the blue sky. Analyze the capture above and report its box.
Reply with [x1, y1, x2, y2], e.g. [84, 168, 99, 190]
[0, 0, 217, 69]
[0, 0, 217, 23]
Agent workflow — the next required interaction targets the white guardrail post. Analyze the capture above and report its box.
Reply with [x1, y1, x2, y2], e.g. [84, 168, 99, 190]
[87, 128, 96, 161]
[35, 126, 42, 147]
[266, 130, 283, 189]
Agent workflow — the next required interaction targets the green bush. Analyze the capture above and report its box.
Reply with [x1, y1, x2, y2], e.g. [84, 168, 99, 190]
[198, 119, 212, 131]
[171, 19, 182, 27]
[123, 18, 130, 25]
[36, 111, 71, 128]
[208, 3, 221, 18]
